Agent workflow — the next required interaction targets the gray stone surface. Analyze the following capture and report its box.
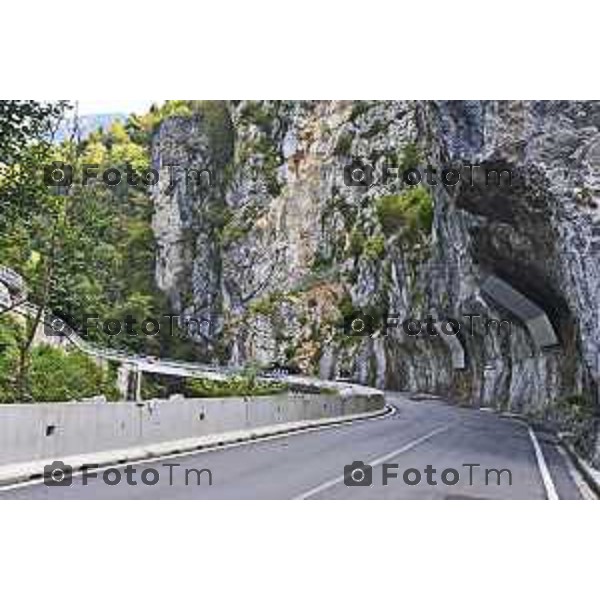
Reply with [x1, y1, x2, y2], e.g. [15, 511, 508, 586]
[150, 102, 600, 466]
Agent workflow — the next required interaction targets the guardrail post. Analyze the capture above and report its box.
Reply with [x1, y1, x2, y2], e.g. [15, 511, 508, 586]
[134, 367, 142, 403]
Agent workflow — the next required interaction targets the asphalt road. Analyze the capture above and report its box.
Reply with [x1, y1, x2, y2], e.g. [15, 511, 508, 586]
[0, 393, 588, 500]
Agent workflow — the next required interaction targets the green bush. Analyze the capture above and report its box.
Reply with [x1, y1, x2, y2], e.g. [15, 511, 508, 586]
[556, 394, 595, 420]
[248, 291, 290, 317]
[27, 345, 118, 402]
[375, 186, 433, 238]
[0, 316, 21, 402]
[348, 229, 365, 257]
[185, 375, 287, 398]
[238, 134, 282, 196]
[364, 234, 386, 260]
[0, 317, 119, 403]
[554, 393, 597, 456]
[337, 293, 356, 323]
[311, 249, 333, 272]
[399, 142, 421, 172]
[220, 203, 263, 247]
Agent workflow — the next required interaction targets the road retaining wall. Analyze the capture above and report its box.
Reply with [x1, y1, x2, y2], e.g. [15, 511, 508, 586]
[0, 387, 384, 466]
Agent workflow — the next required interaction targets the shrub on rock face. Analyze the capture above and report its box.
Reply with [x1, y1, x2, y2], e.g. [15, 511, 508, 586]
[375, 186, 433, 239]
[348, 229, 365, 257]
[364, 234, 386, 260]
[398, 142, 421, 172]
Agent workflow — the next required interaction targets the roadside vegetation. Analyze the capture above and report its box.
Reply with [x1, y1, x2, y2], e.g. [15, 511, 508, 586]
[0, 315, 117, 402]
[140, 368, 288, 400]
[553, 393, 598, 456]
[185, 374, 287, 398]
[0, 101, 214, 402]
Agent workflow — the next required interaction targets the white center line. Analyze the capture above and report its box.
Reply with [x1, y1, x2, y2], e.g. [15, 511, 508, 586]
[528, 426, 559, 500]
[293, 424, 451, 500]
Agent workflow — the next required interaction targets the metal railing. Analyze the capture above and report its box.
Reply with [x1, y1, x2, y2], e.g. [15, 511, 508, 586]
[8, 300, 231, 380]
[2, 268, 263, 382]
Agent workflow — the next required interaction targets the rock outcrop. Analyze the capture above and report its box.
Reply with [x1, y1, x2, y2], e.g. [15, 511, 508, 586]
[151, 101, 600, 462]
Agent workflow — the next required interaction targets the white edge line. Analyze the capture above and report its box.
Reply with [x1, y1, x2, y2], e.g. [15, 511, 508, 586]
[556, 445, 596, 501]
[0, 404, 396, 493]
[293, 424, 451, 500]
[528, 426, 559, 500]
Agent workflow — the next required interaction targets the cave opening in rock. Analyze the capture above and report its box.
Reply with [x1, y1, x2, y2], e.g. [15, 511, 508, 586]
[456, 159, 575, 347]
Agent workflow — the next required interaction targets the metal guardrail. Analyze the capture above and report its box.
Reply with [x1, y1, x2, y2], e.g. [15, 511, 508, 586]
[8, 300, 232, 380]
[0, 269, 291, 383]
[3, 278, 385, 397]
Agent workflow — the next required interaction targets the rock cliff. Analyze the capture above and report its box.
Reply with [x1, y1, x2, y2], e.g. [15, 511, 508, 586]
[151, 101, 600, 461]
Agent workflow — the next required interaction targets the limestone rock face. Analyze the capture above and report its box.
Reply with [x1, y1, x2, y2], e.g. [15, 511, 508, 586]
[429, 103, 599, 414]
[151, 101, 600, 461]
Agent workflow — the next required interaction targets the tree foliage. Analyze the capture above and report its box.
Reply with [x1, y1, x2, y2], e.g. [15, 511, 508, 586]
[0, 101, 236, 402]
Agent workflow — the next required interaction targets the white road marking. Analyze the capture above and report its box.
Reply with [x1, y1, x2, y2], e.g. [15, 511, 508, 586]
[528, 426, 559, 500]
[293, 424, 451, 500]
[0, 404, 397, 493]
[556, 445, 596, 500]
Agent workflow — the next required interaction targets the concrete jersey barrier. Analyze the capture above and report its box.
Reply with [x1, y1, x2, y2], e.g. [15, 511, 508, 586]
[0, 386, 385, 467]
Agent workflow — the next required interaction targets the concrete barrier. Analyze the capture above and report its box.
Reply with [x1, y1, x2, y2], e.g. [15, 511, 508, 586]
[481, 275, 559, 349]
[0, 388, 384, 467]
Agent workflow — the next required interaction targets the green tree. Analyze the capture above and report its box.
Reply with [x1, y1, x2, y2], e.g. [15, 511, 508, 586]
[0, 101, 72, 400]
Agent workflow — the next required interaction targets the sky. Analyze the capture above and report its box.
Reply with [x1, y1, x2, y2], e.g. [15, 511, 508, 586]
[75, 100, 162, 116]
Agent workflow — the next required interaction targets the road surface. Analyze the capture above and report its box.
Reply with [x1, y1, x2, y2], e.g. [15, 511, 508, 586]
[0, 393, 589, 500]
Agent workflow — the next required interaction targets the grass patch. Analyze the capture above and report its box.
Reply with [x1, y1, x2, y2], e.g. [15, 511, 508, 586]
[554, 393, 597, 456]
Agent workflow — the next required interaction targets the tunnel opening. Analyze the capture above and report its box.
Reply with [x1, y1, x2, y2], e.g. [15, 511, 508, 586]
[450, 156, 589, 413]
[456, 159, 575, 347]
